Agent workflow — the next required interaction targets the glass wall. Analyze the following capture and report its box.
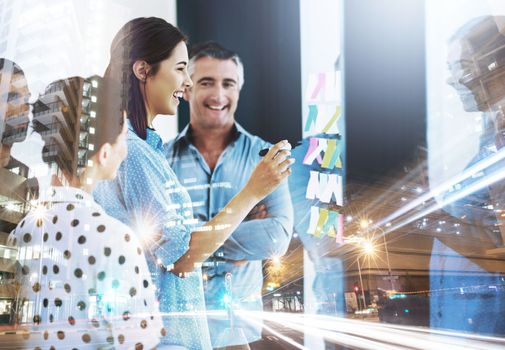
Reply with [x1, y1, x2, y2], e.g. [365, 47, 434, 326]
[426, 0, 505, 337]
[1, 0, 505, 349]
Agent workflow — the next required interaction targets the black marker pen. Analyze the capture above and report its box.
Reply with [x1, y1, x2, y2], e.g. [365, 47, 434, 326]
[259, 143, 292, 157]
[259, 148, 269, 157]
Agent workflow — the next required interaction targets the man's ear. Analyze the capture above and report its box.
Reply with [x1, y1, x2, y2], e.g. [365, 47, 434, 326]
[133, 60, 151, 82]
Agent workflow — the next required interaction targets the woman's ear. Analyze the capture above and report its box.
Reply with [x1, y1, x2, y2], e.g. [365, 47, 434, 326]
[133, 60, 151, 82]
[96, 142, 112, 167]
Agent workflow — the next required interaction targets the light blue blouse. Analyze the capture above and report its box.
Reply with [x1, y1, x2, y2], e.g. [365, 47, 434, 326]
[94, 121, 211, 350]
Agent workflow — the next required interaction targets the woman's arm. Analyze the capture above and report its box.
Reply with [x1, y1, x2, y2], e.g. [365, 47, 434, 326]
[171, 140, 294, 275]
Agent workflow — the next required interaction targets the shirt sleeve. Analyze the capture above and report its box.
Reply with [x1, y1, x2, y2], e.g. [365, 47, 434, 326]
[222, 179, 294, 260]
[115, 140, 192, 266]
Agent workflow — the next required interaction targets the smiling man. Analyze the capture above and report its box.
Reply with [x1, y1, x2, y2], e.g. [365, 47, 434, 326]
[164, 42, 293, 349]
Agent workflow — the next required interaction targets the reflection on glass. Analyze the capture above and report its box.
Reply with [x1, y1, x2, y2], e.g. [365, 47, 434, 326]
[0, 60, 32, 328]
[32, 76, 101, 186]
[429, 15, 505, 336]
[0, 59, 30, 169]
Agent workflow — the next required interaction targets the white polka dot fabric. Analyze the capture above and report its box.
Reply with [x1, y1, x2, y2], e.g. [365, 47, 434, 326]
[8, 186, 163, 349]
[94, 122, 211, 350]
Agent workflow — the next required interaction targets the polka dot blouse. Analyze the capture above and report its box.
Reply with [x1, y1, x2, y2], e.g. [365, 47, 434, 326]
[94, 122, 211, 350]
[8, 186, 163, 349]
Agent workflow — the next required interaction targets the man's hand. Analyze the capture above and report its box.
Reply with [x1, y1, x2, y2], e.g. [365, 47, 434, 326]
[245, 203, 268, 220]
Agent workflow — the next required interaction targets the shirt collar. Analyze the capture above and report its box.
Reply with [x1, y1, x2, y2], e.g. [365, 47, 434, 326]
[38, 186, 101, 209]
[127, 119, 164, 152]
[173, 122, 247, 147]
[145, 127, 163, 151]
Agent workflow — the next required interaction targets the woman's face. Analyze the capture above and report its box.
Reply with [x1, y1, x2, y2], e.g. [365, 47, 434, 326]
[144, 41, 193, 116]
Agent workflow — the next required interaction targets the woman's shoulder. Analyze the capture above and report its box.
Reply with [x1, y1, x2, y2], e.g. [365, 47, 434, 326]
[126, 129, 150, 152]
[84, 205, 141, 244]
[125, 130, 166, 163]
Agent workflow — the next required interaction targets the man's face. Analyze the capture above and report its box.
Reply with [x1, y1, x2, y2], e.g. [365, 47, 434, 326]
[446, 38, 486, 112]
[185, 57, 240, 130]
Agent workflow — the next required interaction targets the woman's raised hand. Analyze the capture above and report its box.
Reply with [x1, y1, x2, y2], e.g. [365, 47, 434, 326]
[244, 140, 295, 202]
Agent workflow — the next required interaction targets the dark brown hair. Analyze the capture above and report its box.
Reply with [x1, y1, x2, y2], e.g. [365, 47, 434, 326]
[104, 17, 187, 139]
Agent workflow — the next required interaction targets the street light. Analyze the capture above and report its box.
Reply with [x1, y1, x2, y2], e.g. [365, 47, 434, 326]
[362, 240, 375, 255]
[357, 218, 396, 292]
[272, 255, 282, 267]
[358, 238, 376, 309]
[356, 256, 367, 310]
[373, 225, 395, 291]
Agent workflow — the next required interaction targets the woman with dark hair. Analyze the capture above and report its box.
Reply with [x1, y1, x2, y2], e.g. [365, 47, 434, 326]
[9, 73, 163, 349]
[94, 17, 293, 349]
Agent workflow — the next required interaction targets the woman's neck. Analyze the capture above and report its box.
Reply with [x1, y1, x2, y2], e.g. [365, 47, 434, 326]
[79, 167, 99, 194]
[146, 106, 156, 128]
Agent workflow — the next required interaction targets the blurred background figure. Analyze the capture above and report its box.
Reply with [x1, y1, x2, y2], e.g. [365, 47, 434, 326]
[0, 59, 32, 319]
[431, 15, 505, 335]
[0, 58, 30, 168]
[0, 58, 30, 213]
[0, 59, 31, 329]
[31, 76, 101, 187]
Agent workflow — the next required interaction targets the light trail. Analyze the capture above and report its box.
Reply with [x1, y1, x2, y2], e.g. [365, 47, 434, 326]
[158, 310, 309, 349]
[242, 313, 310, 350]
[376, 146, 505, 230]
[383, 164, 505, 235]
[13, 310, 504, 349]
[238, 311, 505, 349]
[242, 311, 405, 350]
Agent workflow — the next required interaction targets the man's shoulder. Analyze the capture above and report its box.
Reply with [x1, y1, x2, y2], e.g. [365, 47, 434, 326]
[163, 126, 191, 162]
[236, 124, 271, 150]
[164, 137, 176, 150]
[163, 136, 178, 156]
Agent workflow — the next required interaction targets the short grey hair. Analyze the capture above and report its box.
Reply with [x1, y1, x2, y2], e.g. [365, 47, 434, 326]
[188, 41, 244, 90]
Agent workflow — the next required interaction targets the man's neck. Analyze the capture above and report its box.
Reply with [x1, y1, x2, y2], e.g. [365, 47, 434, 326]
[190, 122, 236, 171]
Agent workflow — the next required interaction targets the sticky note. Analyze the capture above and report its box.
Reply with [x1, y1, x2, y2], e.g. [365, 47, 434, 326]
[304, 104, 318, 133]
[322, 105, 341, 134]
[311, 73, 326, 100]
[303, 138, 326, 166]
